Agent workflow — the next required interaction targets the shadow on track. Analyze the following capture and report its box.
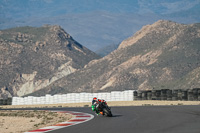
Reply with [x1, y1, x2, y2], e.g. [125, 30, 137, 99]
[111, 114, 123, 117]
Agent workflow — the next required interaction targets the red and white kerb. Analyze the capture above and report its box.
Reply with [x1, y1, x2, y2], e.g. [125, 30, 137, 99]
[24, 110, 94, 133]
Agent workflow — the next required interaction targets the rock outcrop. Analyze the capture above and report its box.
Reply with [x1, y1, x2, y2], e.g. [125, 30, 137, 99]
[0, 25, 100, 98]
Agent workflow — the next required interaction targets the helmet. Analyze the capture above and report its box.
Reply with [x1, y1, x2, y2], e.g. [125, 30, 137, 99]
[98, 99, 101, 102]
[93, 97, 97, 100]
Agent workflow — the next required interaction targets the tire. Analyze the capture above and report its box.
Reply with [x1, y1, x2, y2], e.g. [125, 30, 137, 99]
[103, 108, 112, 117]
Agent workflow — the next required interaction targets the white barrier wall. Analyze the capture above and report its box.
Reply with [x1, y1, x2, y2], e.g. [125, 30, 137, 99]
[12, 90, 134, 105]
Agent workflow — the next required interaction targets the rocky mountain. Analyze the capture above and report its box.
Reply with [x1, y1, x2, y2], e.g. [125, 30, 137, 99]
[0, 25, 100, 98]
[1, 0, 200, 51]
[28, 20, 200, 97]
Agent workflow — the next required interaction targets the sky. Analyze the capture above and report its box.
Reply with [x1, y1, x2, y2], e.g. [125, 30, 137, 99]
[0, 0, 200, 51]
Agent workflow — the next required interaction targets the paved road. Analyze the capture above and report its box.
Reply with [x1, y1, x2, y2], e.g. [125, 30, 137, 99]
[2, 105, 200, 133]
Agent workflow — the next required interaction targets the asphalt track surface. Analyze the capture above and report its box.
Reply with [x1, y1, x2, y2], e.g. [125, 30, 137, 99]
[2, 105, 200, 133]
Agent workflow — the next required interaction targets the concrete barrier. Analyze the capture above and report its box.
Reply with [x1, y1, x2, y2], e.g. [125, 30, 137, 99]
[11, 90, 135, 105]
[3, 88, 200, 106]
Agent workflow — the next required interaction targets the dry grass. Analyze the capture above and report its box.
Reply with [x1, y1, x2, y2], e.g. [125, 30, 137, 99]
[107, 100, 200, 106]
[1, 101, 200, 109]
[0, 110, 73, 133]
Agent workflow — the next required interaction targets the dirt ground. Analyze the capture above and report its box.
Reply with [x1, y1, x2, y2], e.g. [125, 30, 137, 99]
[1, 100, 200, 109]
[0, 110, 73, 133]
[108, 100, 200, 106]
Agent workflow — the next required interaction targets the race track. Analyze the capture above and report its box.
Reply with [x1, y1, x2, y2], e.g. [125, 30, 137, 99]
[2, 105, 200, 133]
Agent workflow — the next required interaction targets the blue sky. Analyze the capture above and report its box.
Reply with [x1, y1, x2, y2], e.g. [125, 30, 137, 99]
[1, 0, 199, 17]
[1, 0, 200, 51]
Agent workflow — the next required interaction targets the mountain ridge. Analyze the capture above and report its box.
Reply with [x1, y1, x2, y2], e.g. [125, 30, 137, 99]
[28, 20, 200, 96]
[1, 0, 200, 51]
[0, 25, 100, 98]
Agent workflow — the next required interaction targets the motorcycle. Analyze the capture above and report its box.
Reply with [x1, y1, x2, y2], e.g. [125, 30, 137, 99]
[92, 102, 112, 117]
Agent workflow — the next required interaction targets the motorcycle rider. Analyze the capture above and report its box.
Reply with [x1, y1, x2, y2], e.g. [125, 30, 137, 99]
[91, 97, 107, 115]
[91, 97, 100, 115]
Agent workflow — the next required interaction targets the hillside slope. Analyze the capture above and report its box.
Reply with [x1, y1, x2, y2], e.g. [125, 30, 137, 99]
[29, 20, 200, 96]
[0, 25, 99, 98]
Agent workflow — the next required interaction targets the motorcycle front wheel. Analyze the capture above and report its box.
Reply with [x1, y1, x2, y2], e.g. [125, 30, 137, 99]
[103, 108, 112, 117]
